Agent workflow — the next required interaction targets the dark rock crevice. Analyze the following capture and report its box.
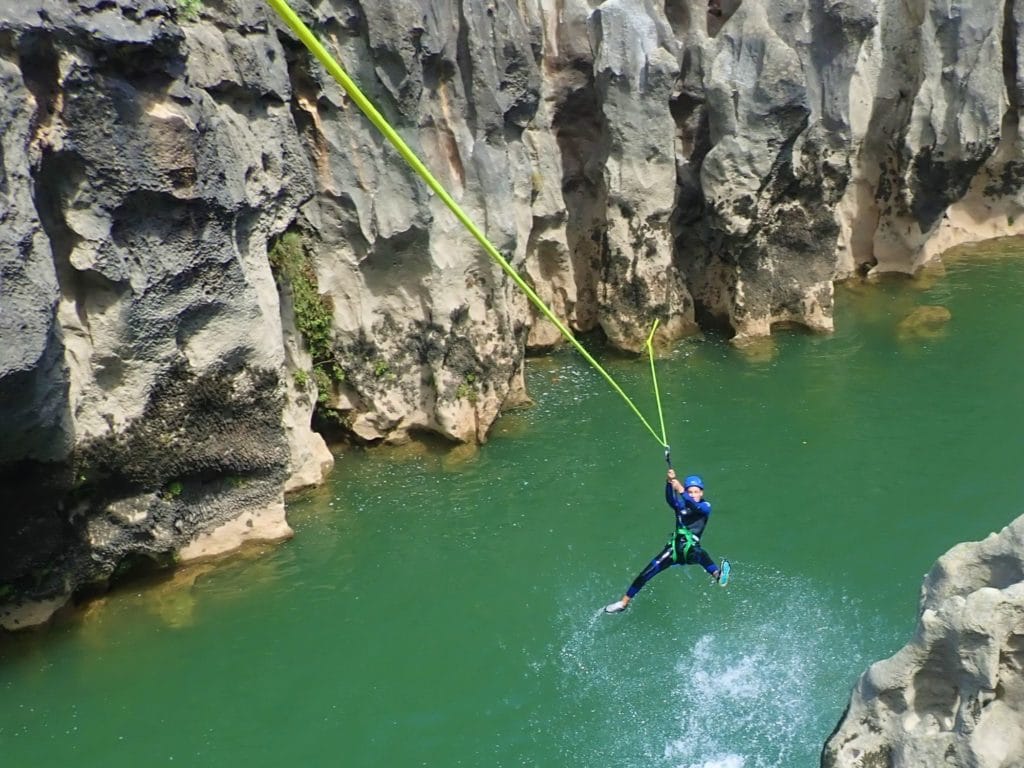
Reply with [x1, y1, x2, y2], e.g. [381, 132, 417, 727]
[552, 63, 609, 334]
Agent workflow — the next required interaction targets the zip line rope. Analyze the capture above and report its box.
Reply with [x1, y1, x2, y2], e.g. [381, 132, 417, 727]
[265, 0, 669, 448]
[645, 319, 674, 467]
[645, 319, 668, 447]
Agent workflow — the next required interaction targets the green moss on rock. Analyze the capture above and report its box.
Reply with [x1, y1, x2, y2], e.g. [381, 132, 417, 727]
[268, 232, 345, 408]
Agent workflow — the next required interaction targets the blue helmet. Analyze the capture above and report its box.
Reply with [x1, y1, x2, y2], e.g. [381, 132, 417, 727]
[683, 475, 704, 490]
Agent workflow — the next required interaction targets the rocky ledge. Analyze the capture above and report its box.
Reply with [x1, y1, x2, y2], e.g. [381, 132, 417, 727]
[823, 515, 1024, 767]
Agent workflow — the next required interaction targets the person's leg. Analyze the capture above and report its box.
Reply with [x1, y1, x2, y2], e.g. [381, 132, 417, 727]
[690, 546, 722, 581]
[606, 545, 674, 612]
[627, 546, 675, 597]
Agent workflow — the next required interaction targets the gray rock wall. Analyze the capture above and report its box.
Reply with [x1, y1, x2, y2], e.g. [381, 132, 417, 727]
[823, 516, 1024, 768]
[0, 0, 327, 627]
[1, 0, 1022, 626]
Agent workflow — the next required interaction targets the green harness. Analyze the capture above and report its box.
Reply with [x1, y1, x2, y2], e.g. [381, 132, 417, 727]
[669, 526, 699, 563]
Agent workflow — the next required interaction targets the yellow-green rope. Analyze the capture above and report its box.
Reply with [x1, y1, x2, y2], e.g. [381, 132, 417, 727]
[644, 319, 668, 448]
[266, 0, 666, 447]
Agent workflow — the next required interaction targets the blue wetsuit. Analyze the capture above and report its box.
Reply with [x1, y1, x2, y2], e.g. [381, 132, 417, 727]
[623, 481, 720, 599]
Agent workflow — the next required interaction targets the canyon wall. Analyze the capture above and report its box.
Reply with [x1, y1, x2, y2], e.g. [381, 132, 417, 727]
[1, 0, 1022, 627]
[823, 515, 1024, 768]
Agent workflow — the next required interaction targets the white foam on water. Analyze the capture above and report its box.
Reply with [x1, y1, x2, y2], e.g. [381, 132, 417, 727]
[682, 757, 745, 768]
[545, 567, 891, 768]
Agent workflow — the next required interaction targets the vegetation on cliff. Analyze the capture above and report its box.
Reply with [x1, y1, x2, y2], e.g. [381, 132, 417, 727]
[268, 232, 345, 409]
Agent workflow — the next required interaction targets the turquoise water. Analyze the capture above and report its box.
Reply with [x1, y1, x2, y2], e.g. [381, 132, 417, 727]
[3, 241, 1024, 767]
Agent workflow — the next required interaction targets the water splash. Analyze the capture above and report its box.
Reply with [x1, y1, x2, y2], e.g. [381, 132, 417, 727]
[547, 567, 890, 768]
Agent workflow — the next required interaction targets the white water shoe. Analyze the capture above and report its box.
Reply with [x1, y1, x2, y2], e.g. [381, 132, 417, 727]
[604, 598, 630, 614]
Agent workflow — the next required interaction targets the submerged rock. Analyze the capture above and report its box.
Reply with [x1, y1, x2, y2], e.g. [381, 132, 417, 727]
[896, 305, 953, 340]
[823, 516, 1024, 767]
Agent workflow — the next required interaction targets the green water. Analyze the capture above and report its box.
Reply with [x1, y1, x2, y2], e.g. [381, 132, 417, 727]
[3, 241, 1024, 768]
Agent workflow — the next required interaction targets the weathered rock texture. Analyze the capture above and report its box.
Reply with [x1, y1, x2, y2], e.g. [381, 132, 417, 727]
[0, 0, 331, 628]
[1, 0, 1023, 625]
[823, 515, 1024, 768]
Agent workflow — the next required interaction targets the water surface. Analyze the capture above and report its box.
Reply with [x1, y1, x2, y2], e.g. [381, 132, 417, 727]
[3, 240, 1023, 767]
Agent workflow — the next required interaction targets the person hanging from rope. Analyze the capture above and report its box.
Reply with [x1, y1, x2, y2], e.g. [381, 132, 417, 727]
[604, 469, 729, 613]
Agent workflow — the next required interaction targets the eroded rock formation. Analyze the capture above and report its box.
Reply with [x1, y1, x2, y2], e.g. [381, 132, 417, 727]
[0, 0, 330, 628]
[823, 516, 1024, 767]
[1, 0, 1023, 625]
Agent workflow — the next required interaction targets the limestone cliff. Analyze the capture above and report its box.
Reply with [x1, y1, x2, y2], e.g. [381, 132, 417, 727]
[823, 516, 1024, 768]
[1, 0, 1022, 626]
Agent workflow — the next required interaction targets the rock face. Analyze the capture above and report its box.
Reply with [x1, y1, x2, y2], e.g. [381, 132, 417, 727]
[1, 0, 1023, 624]
[823, 516, 1024, 768]
[0, 0, 332, 627]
